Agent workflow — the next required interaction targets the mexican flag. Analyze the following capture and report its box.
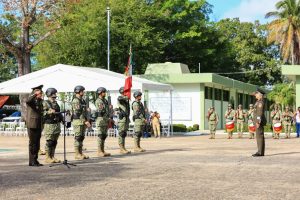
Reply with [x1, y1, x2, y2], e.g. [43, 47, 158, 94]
[124, 45, 133, 99]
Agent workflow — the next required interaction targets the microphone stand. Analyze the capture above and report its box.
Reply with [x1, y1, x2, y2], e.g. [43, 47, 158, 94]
[50, 100, 76, 168]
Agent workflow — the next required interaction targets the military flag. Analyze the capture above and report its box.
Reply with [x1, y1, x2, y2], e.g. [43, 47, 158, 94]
[124, 45, 133, 99]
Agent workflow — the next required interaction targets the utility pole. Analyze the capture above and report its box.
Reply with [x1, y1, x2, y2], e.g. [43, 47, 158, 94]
[107, 7, 110, 71]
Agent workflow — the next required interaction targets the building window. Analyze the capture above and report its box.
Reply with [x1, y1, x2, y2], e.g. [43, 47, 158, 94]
[214, 88, 222, 101]
[205, 87, 212, 100]
[238, 93, 244, 105]
[223, 90, 229, 101]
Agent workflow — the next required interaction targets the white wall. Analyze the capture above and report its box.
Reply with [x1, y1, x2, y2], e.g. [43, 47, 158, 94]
[148, 84, 201, 127]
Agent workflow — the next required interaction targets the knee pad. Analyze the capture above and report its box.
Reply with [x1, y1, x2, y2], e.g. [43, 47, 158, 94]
[119, 131, 127, 138]
[98, 134, 107, 140]
[46, 140, 55, 147]
[135, 132, 142, 138]
[75, 136, 83, 142]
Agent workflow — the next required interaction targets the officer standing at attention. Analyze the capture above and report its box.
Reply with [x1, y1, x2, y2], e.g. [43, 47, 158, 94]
[236, 104, 246, 139]
[282, 106, 294, 139]
[207, 107, 219, 139]
[247, 104, 255, 139]
[252, 88, 266, 157]
[43, 88, 63, 164]
[132, 91, 146, 152]
[72, 85, 91, 160]
[225, 104, 235, 139]
[26, 85, 44, 166]
[117, 87, 131, 154]
[95, 87, 111, 157]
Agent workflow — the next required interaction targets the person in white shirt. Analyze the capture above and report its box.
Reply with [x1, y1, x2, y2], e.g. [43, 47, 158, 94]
[294, 107, 300, 138]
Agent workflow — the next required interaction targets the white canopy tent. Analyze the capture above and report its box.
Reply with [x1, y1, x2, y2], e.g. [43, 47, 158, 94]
[0, 64, 172, 94]
[0, 64, 173, 136]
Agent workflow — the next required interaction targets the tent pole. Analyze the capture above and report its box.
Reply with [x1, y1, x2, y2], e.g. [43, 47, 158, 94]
[169, 90, 173, 137]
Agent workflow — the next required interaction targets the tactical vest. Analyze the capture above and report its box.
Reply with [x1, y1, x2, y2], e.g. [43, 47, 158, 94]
[132, 100, 145, 121]
[72, 97, 87, 120]
[117, 95, 130, 119]
[44, 100, 61, 124]
[209, 112, 217, 121]
[96, 97, 109, 118]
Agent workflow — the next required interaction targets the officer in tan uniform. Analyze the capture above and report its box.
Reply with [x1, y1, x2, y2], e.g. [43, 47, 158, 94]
[236, 104, 246, 138]
[252, 88, 266, 157]
[282, 106, 294, 139]
[207, 107, 219, 139]
[225, 104, 235, 139]
[271, 104, 282, 139]
[247, 104, 255, 139]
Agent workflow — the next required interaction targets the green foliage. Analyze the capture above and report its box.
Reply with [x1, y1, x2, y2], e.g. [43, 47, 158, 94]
[193, 124, 199, 131]
[172, 124, 187, 132]
[0, 50, 17, 82]
[215, 18, 282, 85]
[267, 83, 296, 108]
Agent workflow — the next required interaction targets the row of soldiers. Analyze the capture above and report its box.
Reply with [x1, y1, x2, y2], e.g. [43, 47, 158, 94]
[26, 85, 147, 167]
[207, 103, 296, 139]
[207, 104, 255, 139]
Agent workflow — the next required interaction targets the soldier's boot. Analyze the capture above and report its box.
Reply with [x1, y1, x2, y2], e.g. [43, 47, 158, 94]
[74, 147, 84, 160]
[119, 143, 131, 154]
[79, 146, 89, 159]
[227, 133, 231, 139]
[45, 149, 55, 164]
[134, 138, 145, 153]
[97, 141, 111, 157]
[51, 145, 61, 163]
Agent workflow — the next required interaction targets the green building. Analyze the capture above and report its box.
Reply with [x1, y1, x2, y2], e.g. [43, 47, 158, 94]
[139, 62, 269, 130]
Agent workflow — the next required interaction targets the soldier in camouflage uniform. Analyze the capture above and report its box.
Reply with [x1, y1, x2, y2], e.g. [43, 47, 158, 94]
[95, 87, 111, 157]
[117, 87, 131, 154]
[236, 104, 246, 139]
[72, 85, 91, 160]
[282, 106, 294, 139]
[132, 91, 146, 152]
[271, 104, 282, 139]
[42, 88, 63, 164]
[225, 104, 235, 139]
[247, 104, 255, 139]
[207, 107, 219, 139]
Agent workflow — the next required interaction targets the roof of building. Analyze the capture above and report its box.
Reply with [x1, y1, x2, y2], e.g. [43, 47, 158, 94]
[139, 62, 263, 93]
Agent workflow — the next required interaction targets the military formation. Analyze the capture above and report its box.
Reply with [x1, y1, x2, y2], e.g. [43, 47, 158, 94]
[26, 85, 147, 167]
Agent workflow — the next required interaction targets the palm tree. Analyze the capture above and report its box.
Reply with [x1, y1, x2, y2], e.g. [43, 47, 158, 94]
[266, 0, 300, 64]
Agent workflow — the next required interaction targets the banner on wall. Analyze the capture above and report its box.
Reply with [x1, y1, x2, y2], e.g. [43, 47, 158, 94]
[149, 97, 192, 121]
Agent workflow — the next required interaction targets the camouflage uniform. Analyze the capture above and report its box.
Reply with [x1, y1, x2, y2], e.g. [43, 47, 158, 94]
[72, 96, 89, 159]
[95, 96, 110, 156]
[236, 106, 246, 138]
[225, 106, 235, 139]
[207, 107, 218, 139]
[271, 107, 282, 139]
[247, 105, 255, 139]
[132, 100, 146, 152]
[117, 94, 131, 154]
[43, 99, 62, 163]
[282, 107, 294, 139]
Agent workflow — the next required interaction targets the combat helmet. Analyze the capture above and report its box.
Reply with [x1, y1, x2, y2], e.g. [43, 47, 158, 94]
[133, 91, 142, 98]
[96, 87, 107, 94]
[74, 85, 85, 93]
[46, 88, 57, 97]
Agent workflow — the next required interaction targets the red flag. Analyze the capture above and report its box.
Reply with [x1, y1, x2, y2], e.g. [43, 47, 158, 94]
[124, 45, 133, 99]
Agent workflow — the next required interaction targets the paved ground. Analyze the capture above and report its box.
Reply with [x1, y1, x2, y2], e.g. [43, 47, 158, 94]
[1, 132, 300, 200]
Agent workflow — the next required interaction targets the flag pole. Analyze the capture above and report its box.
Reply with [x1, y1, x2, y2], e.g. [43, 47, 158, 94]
[107, 7, 110, 71]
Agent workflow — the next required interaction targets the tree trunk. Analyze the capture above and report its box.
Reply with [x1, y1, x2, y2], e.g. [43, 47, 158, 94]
[19, 26, 31, 122]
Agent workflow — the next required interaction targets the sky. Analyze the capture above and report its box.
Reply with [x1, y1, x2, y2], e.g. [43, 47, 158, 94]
[207, 0, 279, 23]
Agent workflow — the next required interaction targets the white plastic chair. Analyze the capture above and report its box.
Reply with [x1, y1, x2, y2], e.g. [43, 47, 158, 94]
[0, 123, 5, 136]
[15, 122, 27, 136]
[4, 122, 16, 136]
[107, 128, 116, 137]
[127, 124, 135, 137]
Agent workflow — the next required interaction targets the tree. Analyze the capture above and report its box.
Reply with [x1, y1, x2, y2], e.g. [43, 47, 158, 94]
[266, 0, 300, 64]
[215, 18, 282, 85]
[267, 83, 296, 109]
[0, 0, 78, 76]
[35, 0, 167, 74]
